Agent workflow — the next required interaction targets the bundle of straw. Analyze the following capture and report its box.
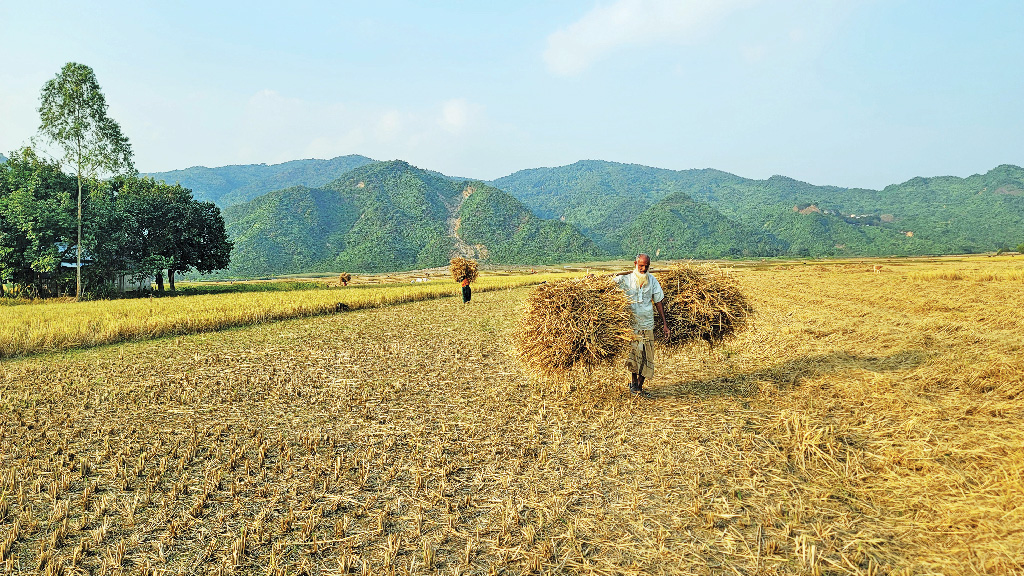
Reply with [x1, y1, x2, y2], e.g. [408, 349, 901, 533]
[516, 276, 634, 376]
[654, 264, 752, 347]
[338, 273, 352, 285]
[449, 257, 479, 283]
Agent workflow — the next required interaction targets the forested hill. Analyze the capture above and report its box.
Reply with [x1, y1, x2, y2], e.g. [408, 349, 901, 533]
[454, 183, 602, 265]
[621, 191, 785, 259]
[220, 161, 599, 276]
[158, 155, 1023, 276]
[494, 161, 744, 233]
[495, 161, 1024, 257]
[146, 155, 375, 207]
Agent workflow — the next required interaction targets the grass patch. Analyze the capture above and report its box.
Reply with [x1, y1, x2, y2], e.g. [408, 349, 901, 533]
[171, 280, 329, 296]
[0, 272, 577, 358]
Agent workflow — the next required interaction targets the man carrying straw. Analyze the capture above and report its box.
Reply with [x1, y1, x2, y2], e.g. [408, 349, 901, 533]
[615, 254, 670, 397]
[450, 257, 477, 304]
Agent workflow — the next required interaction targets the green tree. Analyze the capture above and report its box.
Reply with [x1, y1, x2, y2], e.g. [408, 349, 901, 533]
[0, 148, 77, 296]
[38, 62, 134, 299]
[166, 200, 232, 290]
[80, 177, 136, 294]
[103, 176, 232, 291]
[84, 176, 167, 291]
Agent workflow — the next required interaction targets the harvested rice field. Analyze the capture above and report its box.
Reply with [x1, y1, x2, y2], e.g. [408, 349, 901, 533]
[0, 273, 564, 359]
[1, 256, 1022, 575]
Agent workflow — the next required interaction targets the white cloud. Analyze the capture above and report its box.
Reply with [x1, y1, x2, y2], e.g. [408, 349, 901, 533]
[246, 89, 303, 115]
[438, 98, 483, 134]
[375, 110, 404, 140]
[544, 0, 756, 76]
[229, 90, 487, 170]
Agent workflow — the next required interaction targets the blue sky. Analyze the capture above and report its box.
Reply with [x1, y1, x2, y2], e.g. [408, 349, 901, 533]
[1, 0, 1021, 189]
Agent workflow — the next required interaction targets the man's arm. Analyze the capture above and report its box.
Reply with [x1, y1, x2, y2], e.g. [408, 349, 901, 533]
[655, 300, 670, 337]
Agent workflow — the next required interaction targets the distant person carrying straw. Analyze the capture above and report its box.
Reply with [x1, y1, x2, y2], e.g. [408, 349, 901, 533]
[450, 257, 477, 304]
[614, 254, 670, 397]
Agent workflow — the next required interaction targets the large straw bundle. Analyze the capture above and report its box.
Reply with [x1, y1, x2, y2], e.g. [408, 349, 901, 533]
[654, 264, 752, 347]
[338, 273, 351, 285]
[449, 257, 478, 283]
[516, 276, 634, 376]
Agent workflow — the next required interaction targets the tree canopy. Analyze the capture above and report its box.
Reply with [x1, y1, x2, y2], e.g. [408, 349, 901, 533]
[0, 149, 76, 293]
[37, 62, 135, 298]
[0, 149, 231, 297]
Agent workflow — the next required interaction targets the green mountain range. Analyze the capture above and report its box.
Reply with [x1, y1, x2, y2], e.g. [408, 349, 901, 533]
[494, 160, 1024, 258]
[157, 156, 1024, 276]
[146, 155, 376, 206]
[219, 161, 599, 276]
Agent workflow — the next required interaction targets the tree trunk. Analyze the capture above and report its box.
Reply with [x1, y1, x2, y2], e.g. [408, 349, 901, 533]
[168, 269, 176, 292]
[76, 171, 82, 301]
[155, 270, 165, 292]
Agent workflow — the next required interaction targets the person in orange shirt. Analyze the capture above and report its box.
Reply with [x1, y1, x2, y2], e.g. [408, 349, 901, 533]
[460, 276, 471, 303]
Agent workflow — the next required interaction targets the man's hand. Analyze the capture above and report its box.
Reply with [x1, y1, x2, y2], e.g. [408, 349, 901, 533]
[655, 300, 669, 337]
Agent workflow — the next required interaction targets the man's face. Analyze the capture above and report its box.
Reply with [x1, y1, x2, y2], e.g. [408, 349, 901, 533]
[635, 256, 650, 272]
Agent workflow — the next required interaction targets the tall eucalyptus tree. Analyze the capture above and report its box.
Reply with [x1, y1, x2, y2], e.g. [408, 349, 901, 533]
[38, 62, 134, 299]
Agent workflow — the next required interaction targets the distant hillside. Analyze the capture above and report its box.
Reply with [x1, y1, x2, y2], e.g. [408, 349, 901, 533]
[454, 183, 602, 264]
[166, 156, 1024, 275]
[0, 153, 7, 164]
[147, 155, 376, 207]
[492, 161, 789, 257]
[221, 161, 598, 276]
[221, 185, 360, 276]
[620, 191, 783, 259]
[493, 161, 746, 251]
[496, 161, 1024, 257]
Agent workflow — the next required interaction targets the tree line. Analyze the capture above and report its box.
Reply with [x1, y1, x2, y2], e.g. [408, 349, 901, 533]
[0, 62, 230, 298]
[0, 148, 231, 297]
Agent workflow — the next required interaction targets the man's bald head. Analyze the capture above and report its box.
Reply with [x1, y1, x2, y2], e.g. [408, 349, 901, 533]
[634, 254, 650, 272]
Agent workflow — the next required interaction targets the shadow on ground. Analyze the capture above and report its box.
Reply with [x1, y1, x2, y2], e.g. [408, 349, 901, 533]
[656, 349, 929, 399]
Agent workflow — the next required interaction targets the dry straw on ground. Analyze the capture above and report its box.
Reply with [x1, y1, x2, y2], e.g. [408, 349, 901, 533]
[1, 257, 1022, 575]
[449, 257, 478, 283]
[655, 263, 752, 347]
[515, 275, 634, 376]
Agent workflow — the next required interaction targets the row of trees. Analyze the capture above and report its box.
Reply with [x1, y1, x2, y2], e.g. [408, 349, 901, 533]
[0, 61, 231, 298]
[0, 148, 231, 297]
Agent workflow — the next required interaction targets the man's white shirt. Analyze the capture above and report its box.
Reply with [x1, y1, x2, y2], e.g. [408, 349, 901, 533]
[615, 272, 664, 331]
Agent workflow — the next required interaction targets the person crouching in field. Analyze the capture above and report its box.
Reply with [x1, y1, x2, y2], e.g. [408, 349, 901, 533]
[460, 276, 472, 303]
[615, 254, 670, 397]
